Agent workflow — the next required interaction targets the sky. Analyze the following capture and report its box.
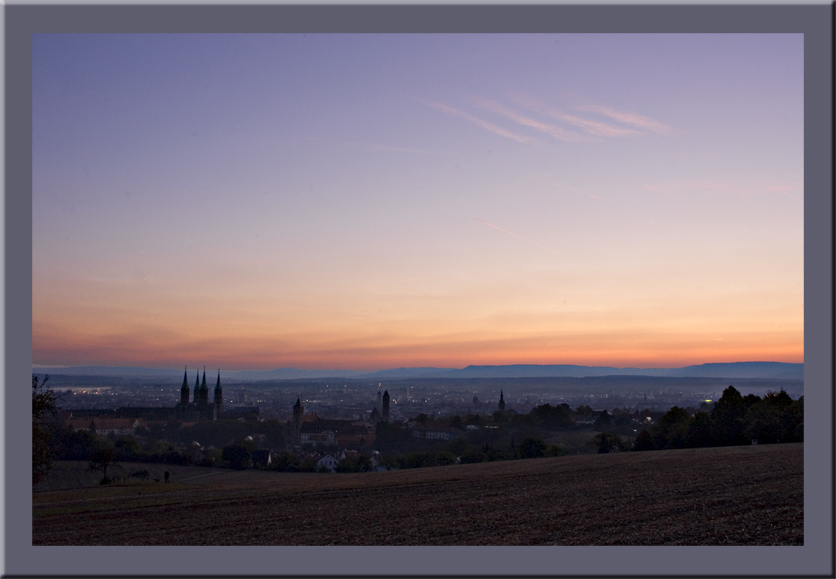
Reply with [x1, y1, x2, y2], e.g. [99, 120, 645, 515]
[32, 33, 804, 371]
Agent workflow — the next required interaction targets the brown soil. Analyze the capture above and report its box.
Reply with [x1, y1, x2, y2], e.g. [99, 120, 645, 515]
[33, 443, 802, 546]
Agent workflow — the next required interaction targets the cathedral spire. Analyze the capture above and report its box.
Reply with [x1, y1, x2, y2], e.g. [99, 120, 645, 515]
[180, 366, 190, 405]
[214, 369, 223, 414]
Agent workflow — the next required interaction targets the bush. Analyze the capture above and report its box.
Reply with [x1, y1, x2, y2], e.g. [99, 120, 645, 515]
[518, 436, 547, 459]
[222, 444, 253, 470]
[633, 429, 654, 451]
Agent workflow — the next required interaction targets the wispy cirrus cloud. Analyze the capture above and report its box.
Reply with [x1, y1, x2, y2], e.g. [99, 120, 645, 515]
[511, 95, 641, 138]
[578, 104, 673, 137]
[468, 97, 587, 143]
[426, 96, 673, 145]
[425, 100, 532, 144]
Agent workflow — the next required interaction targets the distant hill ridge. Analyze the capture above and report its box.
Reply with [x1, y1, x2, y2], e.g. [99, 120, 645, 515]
[33, 361, 803, 381]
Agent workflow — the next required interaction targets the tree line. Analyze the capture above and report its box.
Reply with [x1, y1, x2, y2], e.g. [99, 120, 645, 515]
[632, 385, 803, 451]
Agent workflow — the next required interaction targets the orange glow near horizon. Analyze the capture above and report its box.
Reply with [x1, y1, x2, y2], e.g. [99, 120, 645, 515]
[33, 309, 804, 371]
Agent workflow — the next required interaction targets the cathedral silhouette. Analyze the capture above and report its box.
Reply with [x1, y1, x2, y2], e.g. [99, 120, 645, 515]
[175, 367, 222, 421]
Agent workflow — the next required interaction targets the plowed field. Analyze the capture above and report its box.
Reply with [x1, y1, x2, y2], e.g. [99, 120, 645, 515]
[33, 443, 802, 546]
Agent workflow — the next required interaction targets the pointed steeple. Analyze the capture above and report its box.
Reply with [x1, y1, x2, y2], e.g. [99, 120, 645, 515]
[201, 367, 207, 390]
[214, 369, 223, 415]
[180, 366, 190, 405]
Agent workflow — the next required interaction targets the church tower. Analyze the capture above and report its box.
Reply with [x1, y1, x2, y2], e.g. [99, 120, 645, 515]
[214, 370, 223, 416]
[180, 367, 190, 405]
[382, 390, 390, 423]
[292, 397, 304, 446]
[199, 367, 209, 405]
[498, 389, 506, 412]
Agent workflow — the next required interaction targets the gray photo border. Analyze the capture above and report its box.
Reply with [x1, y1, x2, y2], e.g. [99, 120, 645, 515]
[5, 3, 833, 577]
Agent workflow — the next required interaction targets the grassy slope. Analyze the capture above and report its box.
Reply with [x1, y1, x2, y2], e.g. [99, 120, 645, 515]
[33, 443, 803, 546]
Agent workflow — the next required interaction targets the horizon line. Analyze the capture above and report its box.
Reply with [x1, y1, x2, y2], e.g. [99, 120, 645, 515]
[31, 359, 805, 373]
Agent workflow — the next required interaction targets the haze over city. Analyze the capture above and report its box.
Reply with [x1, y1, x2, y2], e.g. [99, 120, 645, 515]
[32, 33, 803, 371]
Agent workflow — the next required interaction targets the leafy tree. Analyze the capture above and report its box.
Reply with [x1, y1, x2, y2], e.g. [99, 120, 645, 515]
[32, 375, 58, 485]
[530, 403, 574, 431]
[459, 446, 487, 464]
[113, 436, 142, 461]
[711, 386, 749, 446]
[88, 446, 117, 484]
[299, 456, 317, 472]
[592, 410, 612, 430]
[51, 427, 102, 460]
[633, 429, 655, 451]
[490, 410, 509, 425]
[786, 396, 804, 442]
[449, 415, 465, 430]
[686, 411, 714, 448]
[435, 451, 457, 466]
[270, 451, 301, 472]
[518, 436, 547, 459]
[222, 444, 253, 470]
[745, 390, 802, 444]
[593, 432, 623, 454]
[463, 413, 483, 426]
[374, 421, 412, 453]
[544, 443, 564, 457]
[744, 401, 783, 444]
[655, 406, 690, 449]
[335, 457, 358, 473]
[446, 436, 470, 456]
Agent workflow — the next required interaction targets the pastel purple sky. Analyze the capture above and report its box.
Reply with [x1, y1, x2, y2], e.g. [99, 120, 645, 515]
[32, 33, 804, 371]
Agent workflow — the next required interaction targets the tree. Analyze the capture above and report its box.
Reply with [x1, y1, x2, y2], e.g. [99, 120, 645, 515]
[686, 411, 714, 448]
[459, 445, 487, 464]
[633, 429, 654, 451]
[711, 386, 748, 446]
[114, 436, 142, 461]
[88, 446, 117, 484]
[222, 443, 253, 470]
[531, 403, 574, 431]
[449, 415, 465, 430]
[33, 375, 58, 485]
[518, 436, 547, 459]
[592, 410, 612, 430]
[655, 406, 690, 449]
[594, 432, 623, 454]
[374, 421, 412, 453]
[745, 390, 802, 444]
